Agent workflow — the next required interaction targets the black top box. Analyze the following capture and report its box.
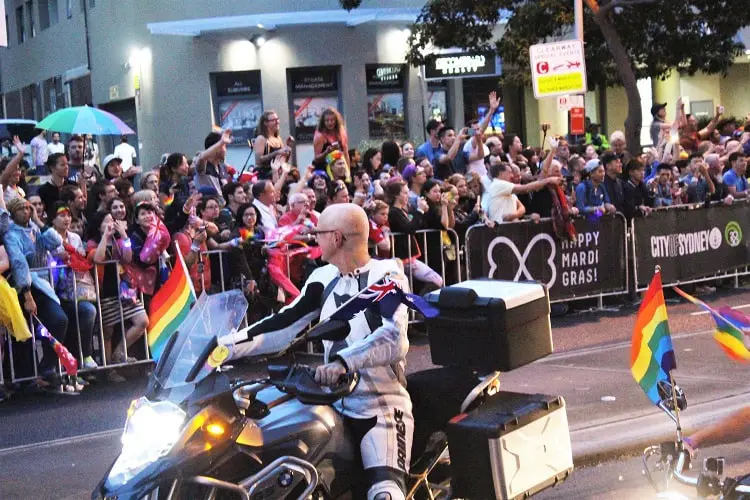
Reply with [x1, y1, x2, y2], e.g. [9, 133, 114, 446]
[425, 279, 552, 372]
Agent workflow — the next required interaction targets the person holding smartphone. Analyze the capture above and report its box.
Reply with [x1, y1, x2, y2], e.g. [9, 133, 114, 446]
[172, 206, 211, 296]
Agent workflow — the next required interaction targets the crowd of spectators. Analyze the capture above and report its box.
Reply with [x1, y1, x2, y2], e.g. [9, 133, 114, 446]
[1, 93, 748, 399]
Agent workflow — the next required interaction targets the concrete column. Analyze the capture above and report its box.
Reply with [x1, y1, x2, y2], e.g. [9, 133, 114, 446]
[652, 70, 682, 121]
[447, 79, 464, 128]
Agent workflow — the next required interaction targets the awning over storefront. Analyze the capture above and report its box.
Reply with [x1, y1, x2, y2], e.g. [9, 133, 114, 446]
[147, 7, 422, 37]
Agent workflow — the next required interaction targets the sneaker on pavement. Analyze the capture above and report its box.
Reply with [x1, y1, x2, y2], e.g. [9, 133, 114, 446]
[83, 356, 99, 370]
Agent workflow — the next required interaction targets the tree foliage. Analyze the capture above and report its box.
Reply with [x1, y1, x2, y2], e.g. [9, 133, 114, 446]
[341, 0, 748, 90]
[341, 0, 749, 152]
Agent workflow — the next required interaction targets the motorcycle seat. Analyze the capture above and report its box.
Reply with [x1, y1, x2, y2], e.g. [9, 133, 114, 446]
[407, 367, 480, 460]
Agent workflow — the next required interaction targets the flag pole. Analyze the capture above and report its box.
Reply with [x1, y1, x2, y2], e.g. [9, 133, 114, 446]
[669, 370, 683, 444]
[655, 264, 684, 444]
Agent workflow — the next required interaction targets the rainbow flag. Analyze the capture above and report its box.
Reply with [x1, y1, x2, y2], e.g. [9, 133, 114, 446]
[239, 227, 256, 242]
[631, 272, 677, 404]
[673, 287, 750, 363]
[147, 248, 196, 361]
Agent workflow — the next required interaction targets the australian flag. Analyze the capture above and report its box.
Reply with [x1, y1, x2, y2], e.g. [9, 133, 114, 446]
[330, 275, 439, 321]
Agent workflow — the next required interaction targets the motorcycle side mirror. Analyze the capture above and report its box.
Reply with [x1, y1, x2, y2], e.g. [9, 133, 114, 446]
[657, 379, 688, 412]
[307, 319, 350, 342]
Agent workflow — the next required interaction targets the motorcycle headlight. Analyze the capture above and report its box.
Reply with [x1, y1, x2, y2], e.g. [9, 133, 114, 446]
[107, 397, 186, 488]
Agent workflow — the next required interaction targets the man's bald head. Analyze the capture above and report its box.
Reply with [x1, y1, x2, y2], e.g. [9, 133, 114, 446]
[318, 204, 369, 247]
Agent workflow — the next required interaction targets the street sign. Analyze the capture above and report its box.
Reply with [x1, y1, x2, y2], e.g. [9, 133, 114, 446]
[570, 107, 586, 135]
[530, 40, 587, 99]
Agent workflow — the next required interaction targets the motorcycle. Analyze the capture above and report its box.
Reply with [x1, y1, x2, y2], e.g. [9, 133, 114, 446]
[92, 289, 502, 500]
[642, 380, 750, 499]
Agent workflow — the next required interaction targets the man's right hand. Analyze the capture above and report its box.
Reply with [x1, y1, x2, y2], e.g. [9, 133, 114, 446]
[544, 176, 562, 186]
[23, 294, 37, 315]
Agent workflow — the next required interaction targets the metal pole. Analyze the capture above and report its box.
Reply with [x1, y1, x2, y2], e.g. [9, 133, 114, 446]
[574, 0, 584, 42]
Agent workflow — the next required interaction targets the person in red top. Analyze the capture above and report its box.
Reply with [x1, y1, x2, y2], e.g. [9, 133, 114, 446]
[366, 200, 391, 258]
[278, 193, 318, 228]
[172, 207, 211, 296]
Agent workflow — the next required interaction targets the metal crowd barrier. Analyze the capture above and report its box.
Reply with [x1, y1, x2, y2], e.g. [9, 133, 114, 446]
[631, 199, 750, 292]
[2, 260, 153, 386]
[463, 212, 631, 307]
[387, 228, 462, 291]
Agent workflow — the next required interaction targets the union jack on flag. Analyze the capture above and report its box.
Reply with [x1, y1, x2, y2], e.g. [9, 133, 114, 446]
[330, 275, 439, 322]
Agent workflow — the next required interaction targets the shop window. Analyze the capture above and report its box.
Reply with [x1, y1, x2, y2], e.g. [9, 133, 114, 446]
[365, 64, 407, 140]
[5, 90, 22, 118]
[69, 74, 92, 106]
[287, 66, 342, 143]
[16, 6, 25, 44]
[39, 0, 50, 29]
[26, 1, 35, 38]
[210, 70, 263, 146]
[427, 84, 448, 123]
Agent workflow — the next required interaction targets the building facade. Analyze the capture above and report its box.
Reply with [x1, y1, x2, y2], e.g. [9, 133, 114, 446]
[1, 0, 749, 169]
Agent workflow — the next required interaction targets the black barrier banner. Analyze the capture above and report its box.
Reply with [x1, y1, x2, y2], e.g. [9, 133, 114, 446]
[466, 216, 627, 301]
[633, 204, 750, 286]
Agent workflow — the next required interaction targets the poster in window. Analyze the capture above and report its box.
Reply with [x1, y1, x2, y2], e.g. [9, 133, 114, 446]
[478, 104, 506, 134]
[367, 93, 406, 139]
[218, 100, 262, 146]
[293, 96, 339, 142]
[427, 89, 447, 122]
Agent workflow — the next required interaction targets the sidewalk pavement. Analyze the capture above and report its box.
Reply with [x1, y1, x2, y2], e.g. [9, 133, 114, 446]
[496, 328, 750, 466]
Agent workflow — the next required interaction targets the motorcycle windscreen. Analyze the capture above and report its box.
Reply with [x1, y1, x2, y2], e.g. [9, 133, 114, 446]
[153, 290, 248, 394]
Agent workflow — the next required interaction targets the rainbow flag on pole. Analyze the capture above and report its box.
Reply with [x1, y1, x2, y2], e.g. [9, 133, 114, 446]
[673, 287, 750, 363]
[631, 272, 677, 404]
[147, 247, 196, 361]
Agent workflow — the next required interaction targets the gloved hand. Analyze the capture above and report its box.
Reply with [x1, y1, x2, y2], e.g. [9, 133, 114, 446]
[218, 328, 249, 347]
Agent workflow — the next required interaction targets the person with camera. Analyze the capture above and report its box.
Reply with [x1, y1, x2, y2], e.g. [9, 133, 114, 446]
[172, 206, 211, 296]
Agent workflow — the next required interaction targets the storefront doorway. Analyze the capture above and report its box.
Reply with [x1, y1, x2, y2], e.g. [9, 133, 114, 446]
[97, 98, 139, 161]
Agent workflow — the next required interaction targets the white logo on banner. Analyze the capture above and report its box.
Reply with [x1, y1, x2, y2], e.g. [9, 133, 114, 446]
[650, 227, 721, 258]
[487, 233, 558, 287]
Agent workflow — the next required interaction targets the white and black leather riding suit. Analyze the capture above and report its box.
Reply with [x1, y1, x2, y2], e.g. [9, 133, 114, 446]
[225, 258, 414, 499]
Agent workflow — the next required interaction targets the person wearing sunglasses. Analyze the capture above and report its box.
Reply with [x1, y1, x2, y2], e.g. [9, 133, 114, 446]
[328, 180, 350, 205]
[222, 203, 414, 500]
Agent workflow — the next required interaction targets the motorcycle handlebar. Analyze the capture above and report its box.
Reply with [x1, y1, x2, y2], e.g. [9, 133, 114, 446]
[673, 449, 699, 487]
[267, 364, 360, 405]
